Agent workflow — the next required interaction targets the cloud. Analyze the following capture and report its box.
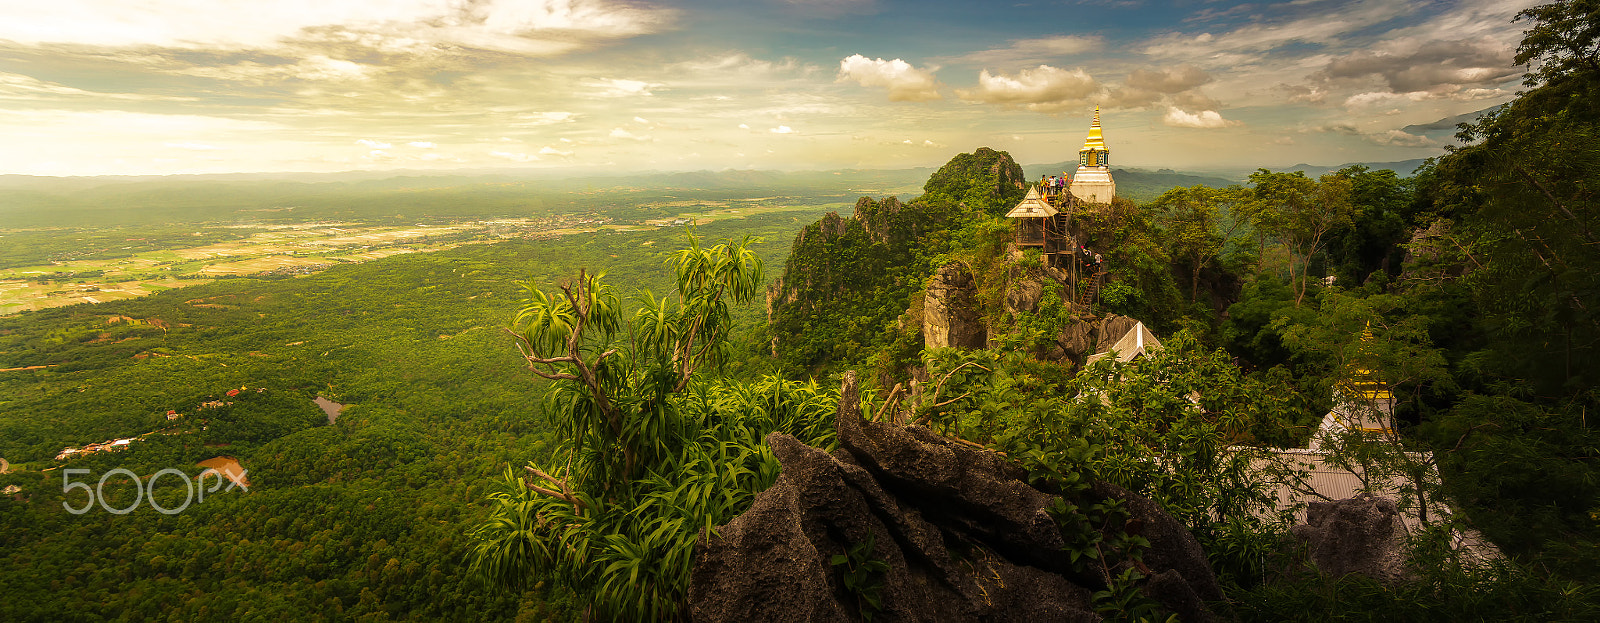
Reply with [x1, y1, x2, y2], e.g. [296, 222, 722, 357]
[179, 55, 379, 84]
[1143, 0, 1415, 59]
[1282, 84, 1328, 104]
[957, 65, 1099, 112]
[953, 35, 1104, 65]
[0, 71, 196, 101]
[1342, 90, 1431, 109]
[1317, 121, 1362, 135]
[1368, 129, 1437, 147]
[539, 146, 573, 157]
[769, 125, 794, 134]
[836, 55, 941, 102]
[1319, 37, 1520, 94]
[0, 0, 676, 55]
[1106, 65, 1213, 108]
[1162, 107, 1241, 128]
[408, 141, 435, 148]
[356, 139, 392, 149]
[512, 111, 577, 126]
[1127, 65, 1212, 94]
[585, 78, 660, 98]
[1314, 122, 1438, 147]
[609, 127, 650, 140]
[489, 150, 537, 162]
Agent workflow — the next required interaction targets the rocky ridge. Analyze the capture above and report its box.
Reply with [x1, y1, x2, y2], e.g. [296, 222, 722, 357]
[689, 371, 1222, 623]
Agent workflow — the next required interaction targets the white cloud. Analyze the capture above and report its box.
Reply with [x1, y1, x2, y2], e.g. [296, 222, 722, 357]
[586, 78, 659, 98]
[0, 0, 676, 55]
[1162, 107, 1241, 128]
[837, 54, 941, 102]
[609, 127, 650, 140]
[769, 125, 794, 134]
[737, 123, 750, 129]
[633, 116, 651, 124]
[1369, 129, 1437, 147]
[489, 150, 537, 162]
[956, 65, 1099, 112]
[539, 146, 573, 157]
[356, 138, 392, 149]
[408, 141, 435, 148]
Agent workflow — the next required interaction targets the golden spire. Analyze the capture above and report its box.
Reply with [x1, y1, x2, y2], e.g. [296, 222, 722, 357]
[1081, 105, 1106, 152]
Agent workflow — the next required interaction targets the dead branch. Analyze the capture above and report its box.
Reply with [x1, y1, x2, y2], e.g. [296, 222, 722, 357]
[873, 383, 905, 423]
[927, 361, 991, 410]
[525, 466, 588, 514]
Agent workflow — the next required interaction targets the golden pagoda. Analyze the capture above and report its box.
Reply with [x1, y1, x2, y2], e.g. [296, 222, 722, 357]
[1068, 106, 1116, 204]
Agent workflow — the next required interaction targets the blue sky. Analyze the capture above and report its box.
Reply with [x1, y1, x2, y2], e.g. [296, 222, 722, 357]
[0, 0, 1535, 176]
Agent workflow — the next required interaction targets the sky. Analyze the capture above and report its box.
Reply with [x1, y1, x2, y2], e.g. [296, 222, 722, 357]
[0, 0, 1538, 176]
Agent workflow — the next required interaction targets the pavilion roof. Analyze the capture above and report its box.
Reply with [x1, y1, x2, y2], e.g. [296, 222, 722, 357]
[1005, 186, 1058, 218]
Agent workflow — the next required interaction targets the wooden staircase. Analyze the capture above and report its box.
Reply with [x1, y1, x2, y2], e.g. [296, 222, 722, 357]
[1078, 269, 1106, 306]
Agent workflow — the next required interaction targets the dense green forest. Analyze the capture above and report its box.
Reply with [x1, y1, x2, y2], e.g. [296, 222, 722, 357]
[0, 210, 819, 621]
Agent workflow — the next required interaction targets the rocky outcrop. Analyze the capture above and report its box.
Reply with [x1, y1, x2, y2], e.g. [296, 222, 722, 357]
[923, 263, 986, 350]
[1290, 495, 1412, 586]
[689, 372, 1222, 623]
[1054, 315, 1141, 364]
[853, 196, 910, 245]
[920, 147, 1029, 217]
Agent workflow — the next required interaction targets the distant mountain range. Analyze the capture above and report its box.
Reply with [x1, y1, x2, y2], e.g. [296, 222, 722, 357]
[1402, 104, 1505, 140]
[1268, 159, 1433, 179]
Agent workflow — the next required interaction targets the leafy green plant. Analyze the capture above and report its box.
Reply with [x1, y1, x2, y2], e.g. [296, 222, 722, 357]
[831, 529, 891, 622]
[471, 235, 840, 620]
[1093, 567, 1178, 623]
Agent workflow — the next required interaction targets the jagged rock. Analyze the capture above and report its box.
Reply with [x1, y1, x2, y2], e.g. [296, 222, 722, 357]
[1053, 314, 1140, 364]
[690, 372, 1223, 623]
[1094, 482, 1223, 622]
[853, 196, 908, 245]
[820, 211, 849, 238]
[1290, 495, 1411, 585]
[923, 263, 986, 350]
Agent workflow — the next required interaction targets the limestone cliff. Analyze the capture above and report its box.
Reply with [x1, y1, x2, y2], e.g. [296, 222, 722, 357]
[766, 149, 1027, 372]
[921, 263, 986, 349]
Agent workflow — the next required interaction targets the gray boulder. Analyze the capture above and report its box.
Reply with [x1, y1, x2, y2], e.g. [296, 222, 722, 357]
[1290, 495, 1412, 585]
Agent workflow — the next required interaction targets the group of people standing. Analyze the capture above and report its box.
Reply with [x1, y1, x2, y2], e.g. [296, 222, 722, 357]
[1041, 174, 1070, 197]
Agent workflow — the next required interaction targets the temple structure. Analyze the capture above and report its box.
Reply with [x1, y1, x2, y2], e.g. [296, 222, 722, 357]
[1068, 106, 1115, 204]
[1004, 107, 1117, 302]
